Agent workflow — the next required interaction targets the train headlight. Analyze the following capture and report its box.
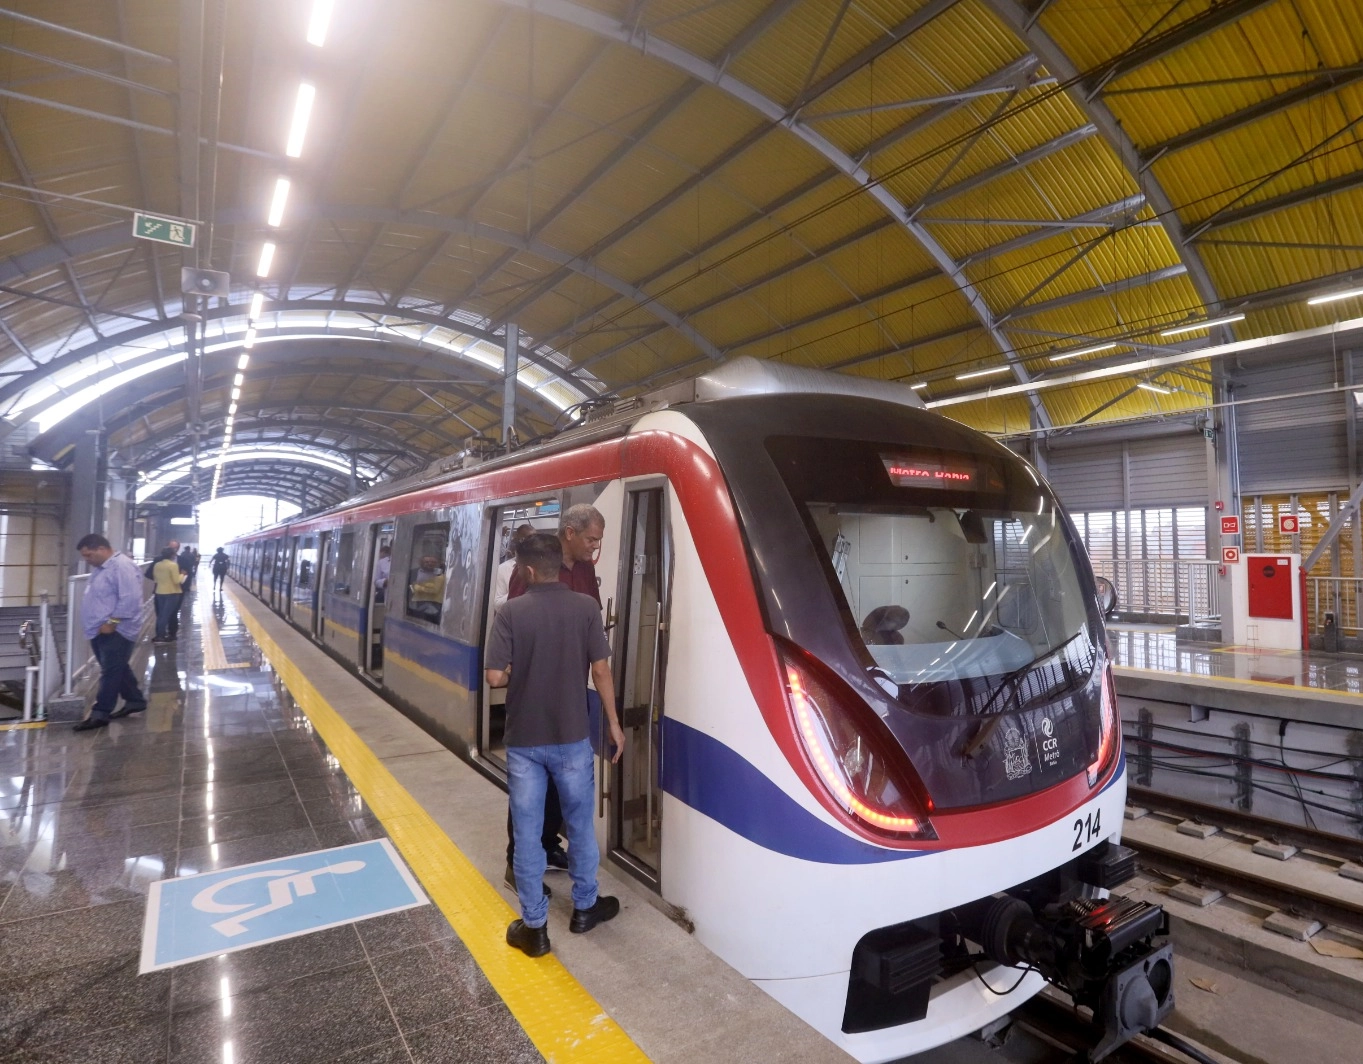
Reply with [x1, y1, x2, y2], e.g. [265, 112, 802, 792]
[783, 649, 935, 841]
[1087, 663, 1118, 787]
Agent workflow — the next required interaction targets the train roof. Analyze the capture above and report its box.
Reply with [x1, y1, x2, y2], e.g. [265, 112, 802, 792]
[238, 357, 927, 536]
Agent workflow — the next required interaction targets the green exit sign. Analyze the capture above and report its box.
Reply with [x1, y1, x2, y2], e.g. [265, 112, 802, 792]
[133, 212, 196, 248]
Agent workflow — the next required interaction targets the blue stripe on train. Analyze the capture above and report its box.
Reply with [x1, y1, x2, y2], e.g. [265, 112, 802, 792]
[658, 719, 1127, 866]
[323, 593, 365, 638]
[658, 717, 924, 865]
[383, 615, 481, 691]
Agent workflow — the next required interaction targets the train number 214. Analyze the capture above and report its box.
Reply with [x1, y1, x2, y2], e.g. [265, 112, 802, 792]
[1072, 809, 1102, 851]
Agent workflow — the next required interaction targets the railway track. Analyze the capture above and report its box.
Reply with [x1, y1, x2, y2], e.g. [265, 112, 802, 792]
[1008, 991, 1228, 1064]
[1123, 786, 1363, 937]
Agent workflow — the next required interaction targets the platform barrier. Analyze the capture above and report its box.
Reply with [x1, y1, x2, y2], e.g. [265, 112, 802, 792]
[1090, 557, 1219, 624]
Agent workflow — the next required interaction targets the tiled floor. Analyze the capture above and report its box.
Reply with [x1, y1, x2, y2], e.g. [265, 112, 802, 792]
[1109, 625, 1363, 695]
[0, 588, 541, 1064]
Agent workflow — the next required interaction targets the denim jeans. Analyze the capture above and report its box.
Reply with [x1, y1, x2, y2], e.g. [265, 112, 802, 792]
[507, 738, 598, 928]
[90, 632, 144, 720]
[153, 593, 179, 640]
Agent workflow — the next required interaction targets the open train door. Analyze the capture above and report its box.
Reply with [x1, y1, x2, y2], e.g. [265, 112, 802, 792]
[600, 482, 671, 890]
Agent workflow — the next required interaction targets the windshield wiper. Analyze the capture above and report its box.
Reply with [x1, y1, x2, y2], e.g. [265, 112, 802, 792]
[973, 628, 1094, 720]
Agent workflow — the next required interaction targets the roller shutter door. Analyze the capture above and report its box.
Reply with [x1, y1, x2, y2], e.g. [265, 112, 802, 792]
[1236, 357, 1349, 493]
[1045, 433, 1207, 511]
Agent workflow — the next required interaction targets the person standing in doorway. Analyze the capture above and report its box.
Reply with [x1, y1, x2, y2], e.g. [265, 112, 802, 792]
[486, 532, 625, 957]
[504, 504, 607, 889]
[74, 534, 147, 732]
[152, 547, 184, 643]
[210, 547, 230, 593]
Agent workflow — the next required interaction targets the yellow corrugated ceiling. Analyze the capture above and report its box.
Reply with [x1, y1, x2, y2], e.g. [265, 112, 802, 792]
[0, 0, 1361, 495]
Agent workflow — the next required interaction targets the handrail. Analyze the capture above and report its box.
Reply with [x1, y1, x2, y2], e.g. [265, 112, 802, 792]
[1088, 557, 1220, 623]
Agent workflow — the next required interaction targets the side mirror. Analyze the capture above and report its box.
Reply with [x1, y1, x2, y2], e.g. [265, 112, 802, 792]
[1094, 575, 1118, 619]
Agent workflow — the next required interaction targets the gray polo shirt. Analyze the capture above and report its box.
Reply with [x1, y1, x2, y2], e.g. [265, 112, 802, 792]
[486, 581, 611, 748]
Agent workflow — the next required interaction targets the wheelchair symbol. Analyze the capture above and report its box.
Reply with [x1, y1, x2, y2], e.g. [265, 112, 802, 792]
[191, 860, 366, 937]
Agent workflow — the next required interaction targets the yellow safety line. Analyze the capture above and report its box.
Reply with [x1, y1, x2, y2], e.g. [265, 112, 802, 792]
[197, 589, 231, 670]
[226, 587, 649, 1064]
[0, 720, 45, 731]
[1117, 664, 1363, 701]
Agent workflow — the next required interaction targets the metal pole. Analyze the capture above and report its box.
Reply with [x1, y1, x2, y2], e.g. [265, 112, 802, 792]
[64, 575, 76, 695]
[22, 665, 36, 723]
[37, 590, 48, 717]
[502, 322, 518, 448]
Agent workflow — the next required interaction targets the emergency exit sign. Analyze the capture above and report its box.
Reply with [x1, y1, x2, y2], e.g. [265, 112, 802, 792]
[1220, 516, 1239, 535]
[133, 212, 196, 248]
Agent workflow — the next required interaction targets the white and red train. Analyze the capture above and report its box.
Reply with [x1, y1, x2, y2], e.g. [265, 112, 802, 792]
[231, 357, 1171, 1061]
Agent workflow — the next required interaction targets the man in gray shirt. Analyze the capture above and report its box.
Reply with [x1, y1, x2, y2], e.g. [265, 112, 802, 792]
[486, 533, 626, 957]
[74, 533, 147, 731]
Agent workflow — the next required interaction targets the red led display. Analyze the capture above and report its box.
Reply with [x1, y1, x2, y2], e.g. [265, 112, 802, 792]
[881, 453, 977, 489]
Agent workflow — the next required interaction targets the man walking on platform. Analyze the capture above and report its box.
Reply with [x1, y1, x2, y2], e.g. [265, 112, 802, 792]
[74, 534, 147, 732]
[210, 548, 230, 592]
[486, 532, 625, 957]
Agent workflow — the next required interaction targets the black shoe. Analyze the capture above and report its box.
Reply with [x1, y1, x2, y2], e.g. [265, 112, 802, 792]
[504, 862, 550, 898]
[545, 847, 569, 870]
[569, 895, 620, 934]
[506, 919, 550, 958]
[109, 703, 147, 719]
[73, 717, 108, 732]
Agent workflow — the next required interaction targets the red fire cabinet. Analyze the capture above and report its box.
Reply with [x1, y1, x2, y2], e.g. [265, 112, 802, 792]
[1247, 555, 1294, 620]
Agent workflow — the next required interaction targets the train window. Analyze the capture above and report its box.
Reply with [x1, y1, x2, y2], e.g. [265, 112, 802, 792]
[405, 522, 450, 624]
[334, 530, 356, 594]
[769, 435, 1095, 697]
[296, 535, 317, 589]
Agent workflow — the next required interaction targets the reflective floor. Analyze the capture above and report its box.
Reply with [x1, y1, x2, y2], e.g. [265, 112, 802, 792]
[0, 588, 540, 1063]
[1109, 625, 1363, 695]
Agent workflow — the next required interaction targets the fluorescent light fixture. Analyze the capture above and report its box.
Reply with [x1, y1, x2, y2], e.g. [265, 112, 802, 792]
[306, 0, 333, 46]
[956, 366, 1010, 381]
[231, 386, 241, 400]
[1050, 342, 1116, 362]
[228, 402, 237, 415]
[248, 292, 263, 320]
[243, 328, 256, 349]
[286, 83, 316, 158]
[267, 178, 290, 227]
[236, 354, 250, 370]
[1160, 313, 1244, 338]
[1307, 286, 1363, 307]
[1137, 382, 1171, 394]
[233, 373, 244, 387]
[256, 243, 275, 278]
[909, 382, 928, 390]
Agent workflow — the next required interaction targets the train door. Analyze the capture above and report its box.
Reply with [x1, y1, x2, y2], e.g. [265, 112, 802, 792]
[282, 537, 298, 620]
[262, 541, 277, 608]
[607, 485, 671, 887]
[477, 498, 561, 770]
[361, 523, 394, 679]
[316, 531, 334, 639]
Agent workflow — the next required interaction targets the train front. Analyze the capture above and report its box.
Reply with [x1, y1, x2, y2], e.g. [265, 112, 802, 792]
[685, 395, 1172, 1062]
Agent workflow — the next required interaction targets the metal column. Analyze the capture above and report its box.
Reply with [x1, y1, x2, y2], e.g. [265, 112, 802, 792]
[502, 322, 518, 448]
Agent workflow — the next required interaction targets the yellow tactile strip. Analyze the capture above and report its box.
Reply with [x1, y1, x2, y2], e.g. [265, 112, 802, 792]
[0, 721, 45, 731]
[227, 587, 649, 1064]
[198, 590, 230, 671]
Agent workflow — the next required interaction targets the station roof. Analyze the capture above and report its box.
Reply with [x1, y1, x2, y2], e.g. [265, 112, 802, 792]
[1, 0, 1361, 506]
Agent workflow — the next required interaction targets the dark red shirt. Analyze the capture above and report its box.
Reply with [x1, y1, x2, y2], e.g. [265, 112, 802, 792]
[507, 558, 600, 606]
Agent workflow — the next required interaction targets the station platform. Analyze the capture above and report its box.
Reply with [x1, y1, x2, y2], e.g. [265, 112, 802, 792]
[0, 583, 851, 1064]
[1109, 625, 1363, 729]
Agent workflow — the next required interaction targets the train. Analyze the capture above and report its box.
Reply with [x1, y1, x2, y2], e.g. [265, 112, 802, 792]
[229, 356, 1173, 1061]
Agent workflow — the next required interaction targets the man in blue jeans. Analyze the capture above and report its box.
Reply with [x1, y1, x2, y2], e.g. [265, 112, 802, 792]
[485, 532, 626, 957]
[73, 534, 147, 732]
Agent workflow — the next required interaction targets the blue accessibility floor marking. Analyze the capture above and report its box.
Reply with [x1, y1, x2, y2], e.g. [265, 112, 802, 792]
[139, 838, 430, 973]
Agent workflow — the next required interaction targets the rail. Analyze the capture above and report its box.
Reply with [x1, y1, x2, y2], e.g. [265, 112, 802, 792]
[62, 564, 156, 697]
[1089, 558, 1219, 624]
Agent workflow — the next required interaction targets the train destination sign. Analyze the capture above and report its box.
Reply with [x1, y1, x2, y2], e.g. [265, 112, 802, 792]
[881, 452, 977, 489]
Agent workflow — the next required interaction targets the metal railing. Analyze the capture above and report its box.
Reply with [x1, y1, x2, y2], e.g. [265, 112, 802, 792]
[1308, 577, 1363, 635]
[63, 566, 155, 696]
[16, 591, 58, 722]
[1089, 558, 1220, 624]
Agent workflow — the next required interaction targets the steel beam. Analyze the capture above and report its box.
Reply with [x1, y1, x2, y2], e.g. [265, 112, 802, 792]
[914, 125, 1098, 214]
[1140, 64, 1363, 165]
[1083, 0, 1277, 97]
[998, 264, 1188, 322]
[1187, 170, 1363, 239]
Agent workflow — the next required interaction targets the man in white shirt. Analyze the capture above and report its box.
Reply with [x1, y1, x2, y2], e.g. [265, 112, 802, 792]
[493, 524, 535, 611]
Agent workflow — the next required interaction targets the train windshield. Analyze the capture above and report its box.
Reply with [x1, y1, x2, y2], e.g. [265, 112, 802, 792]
[769, 435, 1097, 715]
